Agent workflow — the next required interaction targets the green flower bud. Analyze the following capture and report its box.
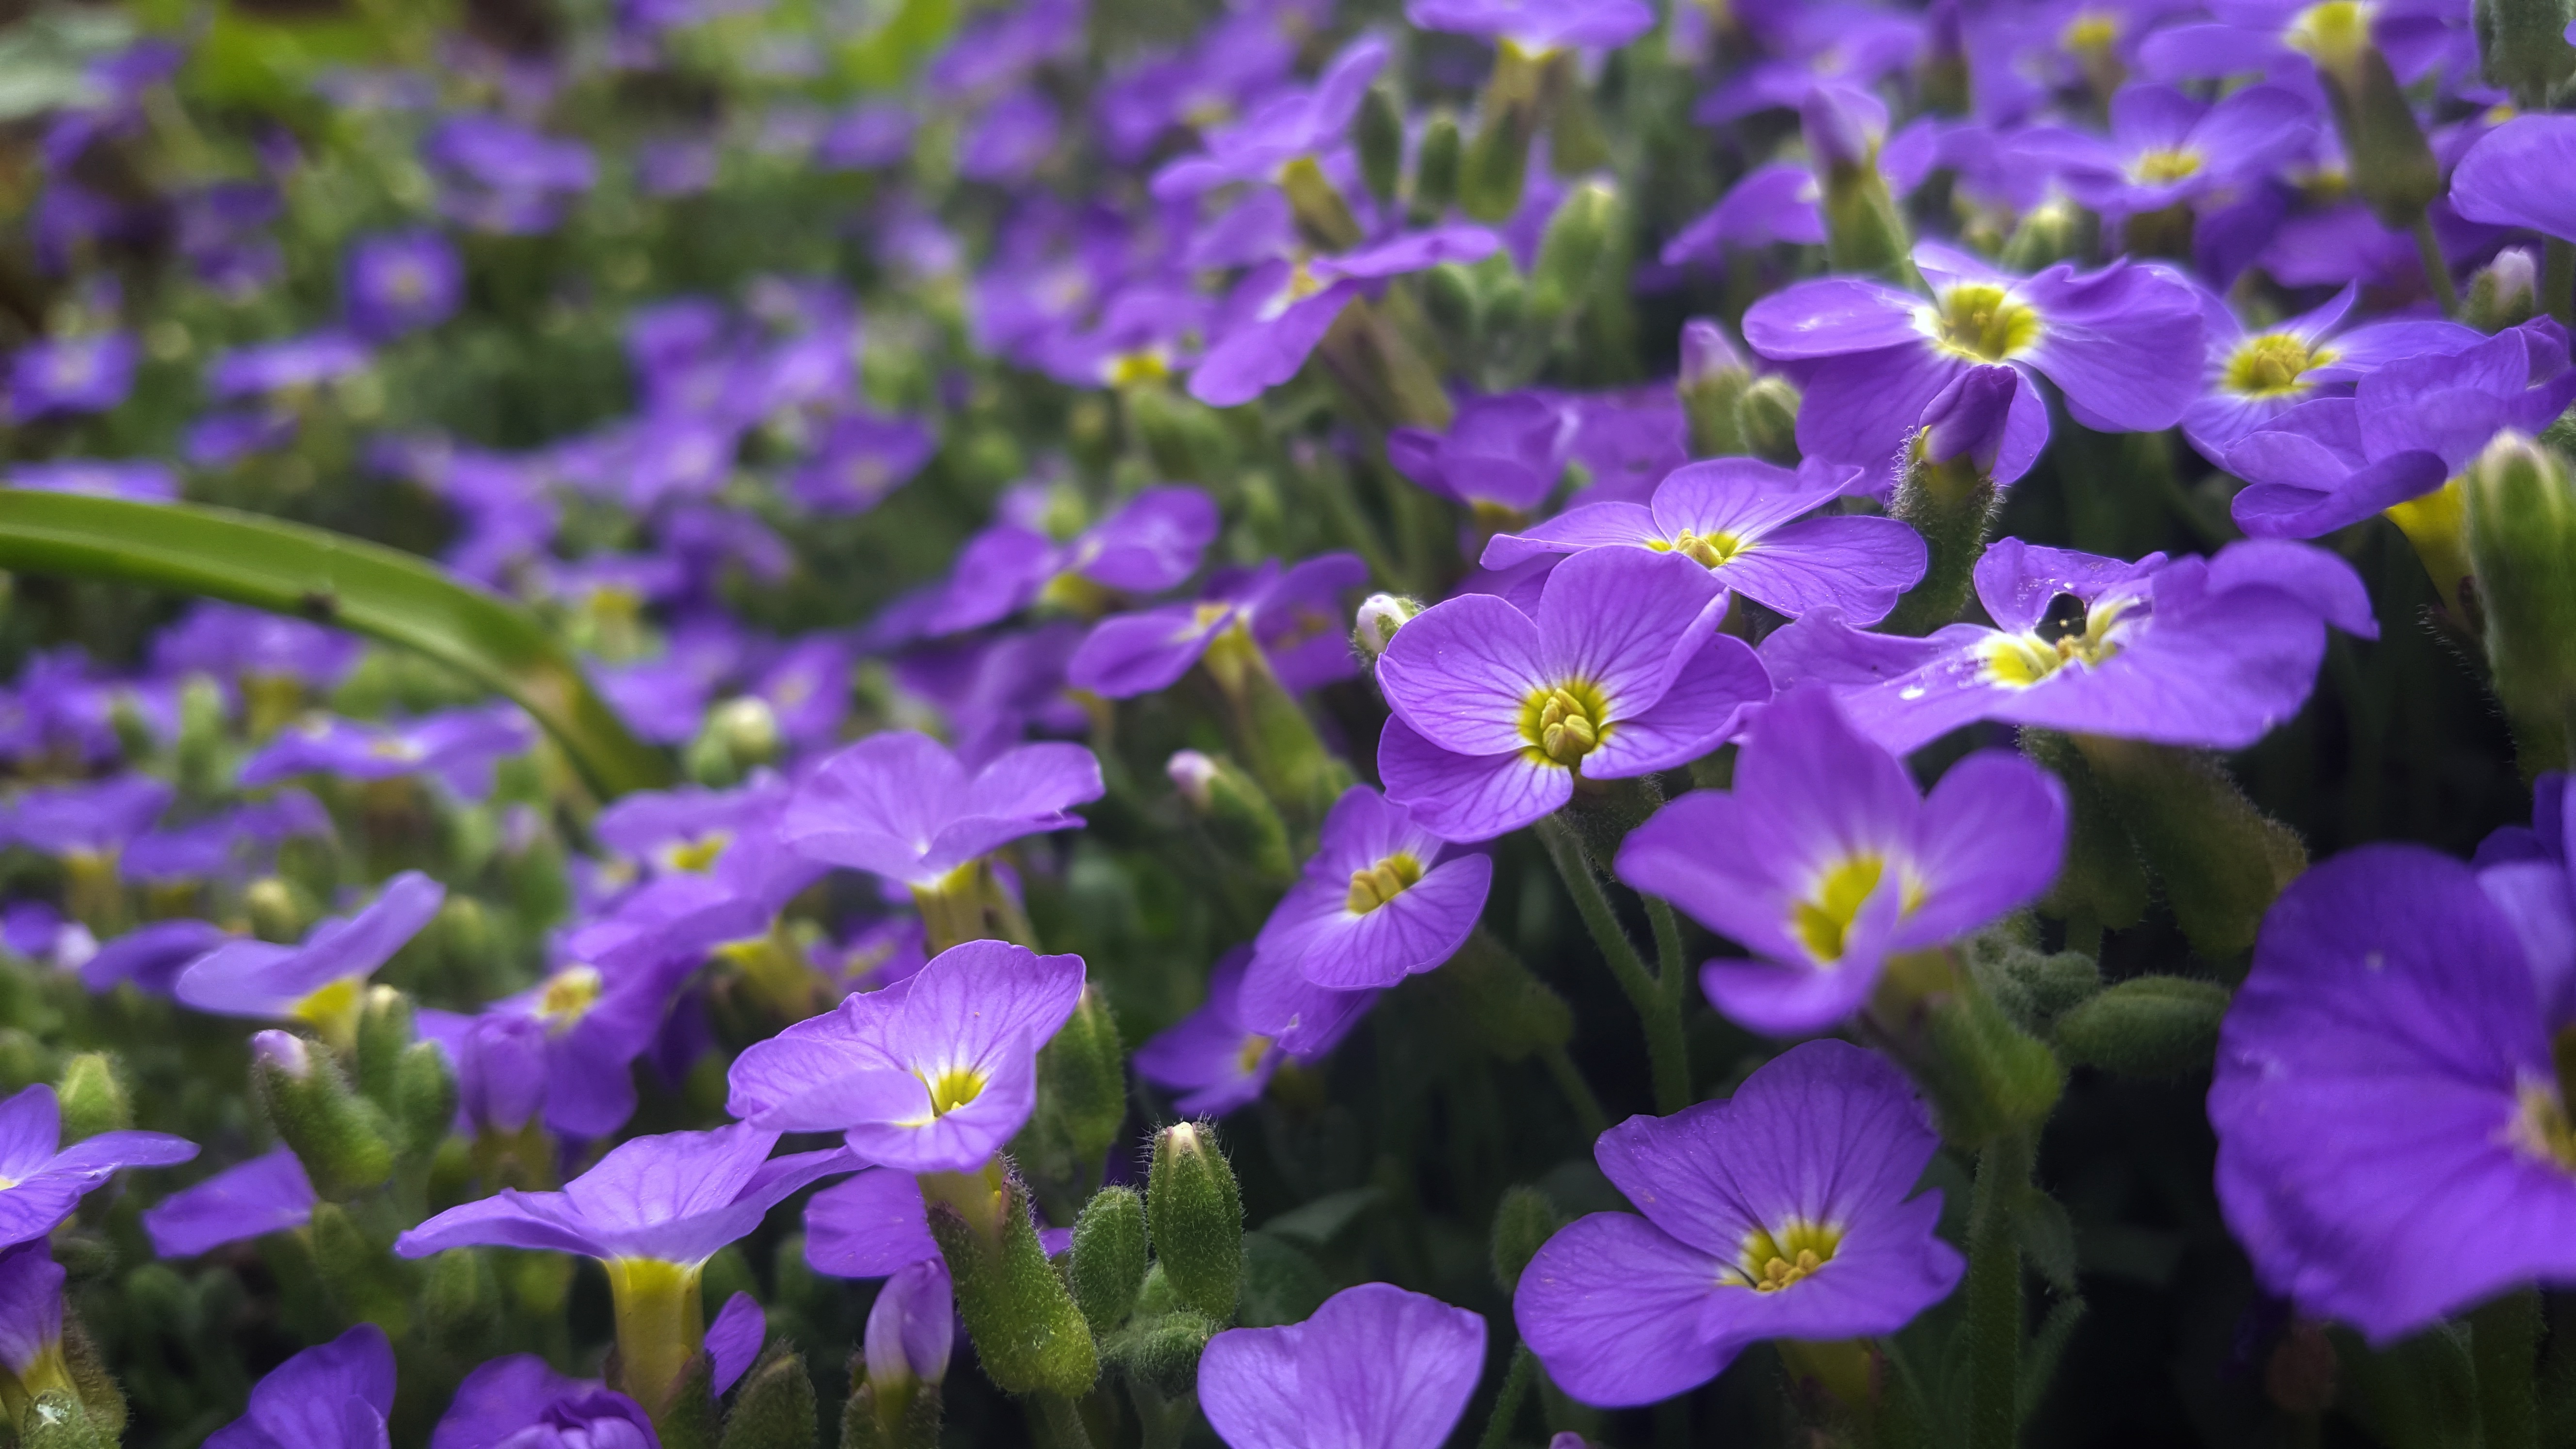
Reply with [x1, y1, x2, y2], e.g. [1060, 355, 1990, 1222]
[2465, 247, 2541, 333]
[1738, 375, 1803, 466]
[2019, 730, 2152, 935]
[20, 1391, 108, 1449]
[245, 876, 312, 944]
[309, 1203, 412, 1334]
[1355, 84, 1404, 205]
[1461, 48, 1550, 222]
[1677, 319, 1755, 459]
[1490, 1186, 1566, 1295]
[1530, 180, 1618, 322]
[718, 1348, 816, 1449]
[2072, 735, 2306, 959]
[2298, 9, 2441, 228]
[423, 1249, 502, 1350]
[253, 1030, 395, 1200]
[687, 698, 783, 788]
[1147, 1122, 1243, 1324]
[2466, 432, 2576, 768]
[1411, 112, 1463, 221]
[2476, 0, 2576, 102]
[1201, 629, 1356, 828]
[840, 1375, 941, 1449]
[176, 674, 228, 799]
[2053, 975, 2232, 1078]
[1069, 1186, 1149, 1334]
[1914, 983, 2066, 1147]
[394, 1040, 459, 1157]
[923, 1173, 1097, 1399]
[1998, 198, 2091, 274]
[1021, 988, 1127, 1211]
[1166, 751, 1296, 885]
[52, 1054, 129, 1142]
[1280, 156, 1364, 252]
[353, 985, 415, 1111]
[1102, 1311, 1219, 1399]
[56, 1322, 124, 1441]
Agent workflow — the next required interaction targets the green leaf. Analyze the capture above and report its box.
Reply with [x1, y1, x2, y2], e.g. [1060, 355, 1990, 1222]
[0, 492, 671, 799]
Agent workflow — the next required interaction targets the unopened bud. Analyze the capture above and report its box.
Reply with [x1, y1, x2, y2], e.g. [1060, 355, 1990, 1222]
[1355, 85, 1404, 205]
[1068, 1186, 1149, 1334]
[716, 1348, 814, 1449]
[1168, 751, 1295, 884]
[2475, 0, 2576, 103]
[393, 1040, 458, 1157]
[1886, 366, 2015, 635]
[1917, 0, 1971, 113]
[54, 1054, 130, 1142]
[1460, 48, 1548, 222]
[1804, 85, 1916, 281]
[1280, 156, 1364, 252]
[253, 1030, 396, 1200]
[2296, 12, 2442, 227]
[1678, 319, 1755, 458]
[1739, 375, 1803, 465]
[923, 1173, 1096, 1398]
[1025, 987, 1127, 1204]
[1490, 1186, 1566, 1295]
[1411, 111, 1463, 222]
[353, 985, 414, 1111]
[2073, 736, 2307, 959]
[2465, 246, 2541, 332]
[1353, 593, 1423, 661]
[423, 1248, 502, 1350]
[245, 877, 310, 945]
[1798, 82, 1881, 174]
[1102, 1310, 1219, 1398]
[2467, 432, 2576, 762]
[2053, 975, 2232, 1078]
[21, 1391, 108, 1449]
[1531, 181, 1618, 320]
[1998, 197, 2088, 274]
[1147, 1122, 1244, 1324]
[1916, 984, 2066, 1147]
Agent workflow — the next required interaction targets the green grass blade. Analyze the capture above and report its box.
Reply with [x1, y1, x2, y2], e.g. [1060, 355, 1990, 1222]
[0, 491, 672, 799]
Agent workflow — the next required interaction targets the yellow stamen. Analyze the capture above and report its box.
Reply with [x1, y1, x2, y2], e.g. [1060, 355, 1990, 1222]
[2131, 147, 2203, 184]
[1344, 853, 1426, 914]
[1519, 681, 1611, 769]
[1792, 855, 1886, 962]
[2224, 333, 2332, 398]
[662, 834, 729, 872]
[1925, 284, 2041, 363]
[1236, 1034, 1274, 1074]
[1980, 597, 2131, 687]
[922, 1064, 987, 1116]
[1737, 1218, 1844, 1292]
[1649, 529, 1748, 568]
[537, 966, 602, 1033]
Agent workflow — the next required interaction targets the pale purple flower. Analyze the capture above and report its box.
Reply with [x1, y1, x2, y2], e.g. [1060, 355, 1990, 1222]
[864, 1258, 953, 1390]
[1190, 225, 1501, 408]
[343, 230, 463, 340]
[431, 1356, 657, 1449]
[1618, 688, 2066, 1034]
[724, 939, 1086, 1173]
[2011, 83, 2317, 217]
[206, 1325, 395, 1449]
[2181, 283, 2483, 462]
[175, 872, 446, 1023]
[1136, 948, 1320, 1116]
[142, 1147, 317, 1258]
[1151, 36, 1385, 199]
[238, 706, 537, 799]
[1068, 552, 1370, 698]
[790, 413, 935, 515]
[1200, 1283, 1487, 1449]
[1516, 1040, 1961, 1406]
[206, 333, 371, 401]
[7, 459, 178, 501]
[780, 731, 1101, 889]
[81, 918, 230, 997]
[9, 334, 137, 419]
[928, 487, 1221, 635]
[0, 1082, 197, 1249]
[1376, 547, 1771, 841]
[1405, 0, 1654, 52]
[1250, 787, 1492, 993]
[2452, 115, 2576, 244]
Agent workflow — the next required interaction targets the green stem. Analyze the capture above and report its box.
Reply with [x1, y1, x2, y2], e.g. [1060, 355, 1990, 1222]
[1035, 1392, 1095, 1449]
[2471, 1289, 2542, 1449]
[2415, 214, 2459, 315]
[1540, 1042, 1611, 1141]
[1478, 1344, 1538, 1449]
[1964, 1134, 2033, 1449]
[2549, 238, 2576, 331]
[1538, 815, 1688, 1115]
[1648, 897, 1689, 1001]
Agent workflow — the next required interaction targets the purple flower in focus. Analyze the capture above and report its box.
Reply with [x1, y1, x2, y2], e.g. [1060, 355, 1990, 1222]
[725, 939, 1086, 1173]
[1742, 242, 2203, 476]
[239, 707, 537, 799]
[1515, 1040, 1962, 1406]
[397, 1121, 855, 1262]
[929, 486, 1221, 635]
[781, 731, 1101, 889]
[1376, 547, 1771, 841]
[8, 334, 137, 419]
[2209, 835, 2576, 1341]
[1068, 552, 1369, 698]
[1136, 947, 1336, 1116]
[1617, 688, 2066, 1033]
[343, 230, 463, 340]
[1250, 786, 1492, 993]
[175, 871, 446, 1025]
[1199, 1283, 1486, 1449]
[2181, 283, 2483, 461]
[2453, 116, 2576, 245]
[206, 1325, 395, 1449]
[1760, 537, 2376, 755]
[1386, 392, 1578, 518]
[0, 1083, 196, 1249]
[1404, 0, 1654, 52]
[431, 1356, 658, 1449]
[142, 1147, 317, 1258]
[1483, 457, 1925, 625]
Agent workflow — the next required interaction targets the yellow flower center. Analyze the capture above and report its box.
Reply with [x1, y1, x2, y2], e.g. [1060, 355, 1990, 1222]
[2512, 1078, 2576, 1172]
[923, 1064, 987, 1116]
[661, 834, 730, 872]
[1980, 596, 2129, 688]
[2287, 0, 2373, 70]
[1738, 1218, 1844, 1292]
[291, 977, 364, 1035]
[1649, 529, 1748, 568]
[1519, 681, 1611, 769]
[1104, 349, 1170, 386]
[1236, 1034, 1273, 1074]
[2060, 11, 2118, 52]
[538, 966, 603, 1032]
[2131, 147, 2203, 184]
[2224, 333, 2332, 398]
[1345, 853, 1425, 914]
[1926, 284, 2041, 363]
[1792, 854, 1887, 962]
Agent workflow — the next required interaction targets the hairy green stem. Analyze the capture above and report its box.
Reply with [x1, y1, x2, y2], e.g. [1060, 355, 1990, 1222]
[2471, 1289, 2541, 1449]
[1539, 1043, 1611, 1141]
[2415, 215, 2458, 315]
[1478, 1344, 1538, 1449]
[1538, 815, 1688, 1114]
[1964, 1134, 2034, 1449]
[1035, 1392, 1095, 1449]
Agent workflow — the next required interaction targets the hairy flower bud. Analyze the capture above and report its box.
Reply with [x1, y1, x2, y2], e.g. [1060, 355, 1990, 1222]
[53, 1054, 130, 1142]
[1069, 1186, 1150, 1333]
[2466, 431, 2576, 765]
[2053, 975, 2232, 1078]
[1677, 318, 1755, 458]
[253, 1030, 396, 1200]
[1147, 1122, 1244, 1324]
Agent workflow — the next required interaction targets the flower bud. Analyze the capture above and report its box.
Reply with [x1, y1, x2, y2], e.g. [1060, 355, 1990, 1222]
[20, 1391, 106, 1449]
[1280, 156, 1364, 252]
[1915, 984, 2066, 1148]
[1411, 111, 1463, 222]
[1738, 375, 1803, 465]
[1238, 1232, 1329, 1327]
[2465, 246, 2541, 332]
[1102, 1310, 1219, 1398]
[865, 1258, 953, 1396]
[715, 1348, 814, 1449]
[2052, 975, 2233, 1078]
[2475, 0, 2576, 103]
[1022, 987, 1127, 1210]
[353, 984, 414, 1111]
[1461, 47, 1550, 222]
[52, 1054, 129, 1142]
[1798, 82, 1881, 174]
[1677, 319, 1755, 458]
[1803, 85, 1916, 281]
[2295, 9, 2442, 228]
[422, 1248, 501, 1350]
[393, 1040, 458, 1157]
[1530, 180, 1618, 322]
[2467, 432, 2576, 763]
[2073, 736, 2306, 959]
[1917, 0, 1971, 113]
[309, 1203, 411, 1331]
[253, 1030, 396, 1200]
[175, 675, 226, 799]
[1147, 1122, 1243, 1324]
[923, 1172, 1096, 1398]
[1998, 198, 2089, 274]
[1489, 1186, 1566, 1295]
[1886, 365, 2015, 635]
[1069, 1186, 1149, 1334]
[1355, 84, 1404, 205]
[245, 876, 311, 944]
[1352, 593, 1422, 662]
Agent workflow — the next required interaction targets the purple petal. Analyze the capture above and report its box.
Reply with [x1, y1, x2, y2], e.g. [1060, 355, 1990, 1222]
[805, 1168, 939, 1278]
[1513, 1212, 1735, 1408]
[707, 1291, 764, 1396]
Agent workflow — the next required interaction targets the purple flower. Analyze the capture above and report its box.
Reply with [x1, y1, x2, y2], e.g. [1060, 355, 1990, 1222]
[1250, 787, 1492, 993]
[1189, 225, 1502, 408]
[1376, 547, 1771, 842]
[141, 1147, 317, 1258]
[2012, 83, 2316, 217]
[2209, 838, 2576, 1341]
[186, 409, 300, 466]
[431, 1356, 657, 1449]
[780, 731, 1101, 890]
[2181, 283, 2483, 461]
[1483, 457, 1925, 625]
[1515, 1040, 1962, 1406]
[0, 1240, 65, 1393]
[239, 706, 537, 799]
[804, 1167, 940, 1277]
[959, 88, 1060, 183]
[81, 918, 231, 997]
[2225, 320, 2576, 540]
[6, 773, 171, 861]
[424, 117, 597, 235]
[396, 1121, 854, 1263]
[1386, 392, 1578, 517]
[789, 413, 935, 515]
[472, 950, 688, 1140]
[1741, 242, 2203, 477]
[928, 486, 1221, 635]
[820, 102, 917, 170]
[1136, 948, 1316, 1116]
[1661, 163, 1827, 262]
[2453, 115, 2576, 244]
[863, 1258, 953, 1391]
[724, 939, 1087, 1173]
[154, 605, 364, 691]
[7, 459, 178, 501]
[1404, 0, 1654, 52]
[206, 333, 372, 401]
[1617, 688, 2066, 1034]
[1760, 537, 2376, 755]
[175, 872, 446, 1025]
[1199, 1283, 1487, 1449]
[206, 1325, 395, 1449]
[343, 230, 463, 340]
[1150, 35, 1385, 199]
[8, 334, 137, 419]
[0, 1083, 196, 1250]
[1067, 552, 1370, 698]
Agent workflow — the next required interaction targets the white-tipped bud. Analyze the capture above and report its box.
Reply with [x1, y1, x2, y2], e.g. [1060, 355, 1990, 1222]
[1354, 593, 1424, 661]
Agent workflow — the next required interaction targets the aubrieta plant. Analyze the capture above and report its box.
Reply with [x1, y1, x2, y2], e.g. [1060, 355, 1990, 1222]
[8, 0, 2576, 1443]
